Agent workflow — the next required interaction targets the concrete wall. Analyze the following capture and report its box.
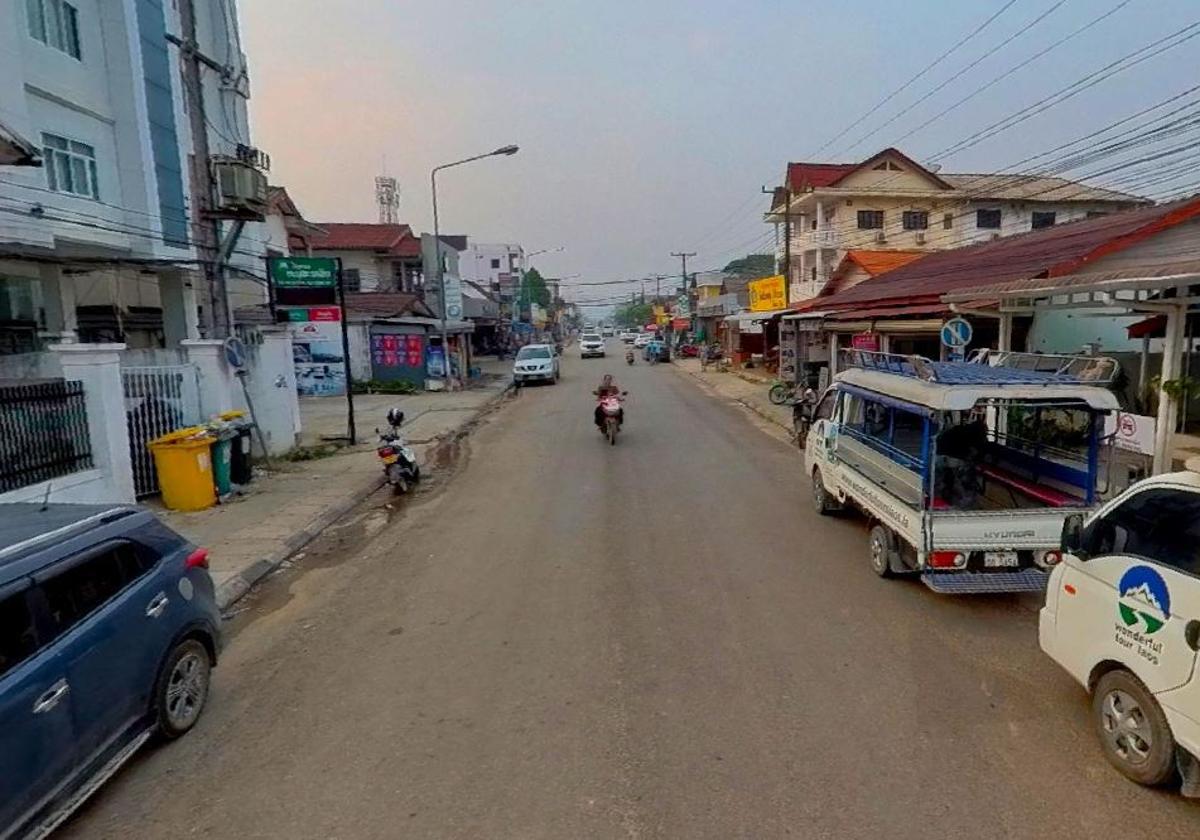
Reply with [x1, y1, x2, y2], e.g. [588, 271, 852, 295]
[0, 351, 62, 380]
[234, 329, 300, 456]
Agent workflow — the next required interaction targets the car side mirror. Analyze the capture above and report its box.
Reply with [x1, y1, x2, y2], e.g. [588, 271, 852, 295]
[1061, 512, 1087, 559]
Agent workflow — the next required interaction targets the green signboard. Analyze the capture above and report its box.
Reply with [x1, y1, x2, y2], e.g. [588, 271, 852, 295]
[269, 257, 338, 288]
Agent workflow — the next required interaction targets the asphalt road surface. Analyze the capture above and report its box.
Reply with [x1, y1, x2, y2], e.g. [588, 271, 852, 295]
[63, 343, 1199, 839]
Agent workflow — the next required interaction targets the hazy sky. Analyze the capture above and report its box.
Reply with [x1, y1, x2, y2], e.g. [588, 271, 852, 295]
[240, 0, 1200, 306]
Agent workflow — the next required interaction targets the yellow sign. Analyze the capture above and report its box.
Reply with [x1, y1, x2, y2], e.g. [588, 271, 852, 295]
[653, 305, 669, 326]
[748, 275, 786, 312]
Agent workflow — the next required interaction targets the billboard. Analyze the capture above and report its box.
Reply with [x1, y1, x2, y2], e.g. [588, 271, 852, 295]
[748, 275, 786, 311]
[286, 307, 346, 396]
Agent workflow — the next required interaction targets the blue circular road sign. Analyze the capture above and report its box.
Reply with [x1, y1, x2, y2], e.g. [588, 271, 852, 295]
[941, 317, 973, 348]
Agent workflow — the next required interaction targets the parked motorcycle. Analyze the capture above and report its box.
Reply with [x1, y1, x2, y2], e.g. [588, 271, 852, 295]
[377, 408, 420, 493]
[679, 343, 701, 358]
[791, 388, 819, 449]
[768, 379, 798, 405]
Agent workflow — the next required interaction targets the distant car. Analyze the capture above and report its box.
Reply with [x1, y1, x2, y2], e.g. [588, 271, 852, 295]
[620, 332, 638, 344]
[512, 343, 560, 384]
[601, 326, 615, 337]
[633, 334, 653, 349]
[0, 503, 221, 839]
[579, 333, 606, 358]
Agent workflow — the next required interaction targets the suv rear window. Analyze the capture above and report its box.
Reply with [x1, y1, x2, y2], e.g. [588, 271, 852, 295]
[40, 543, 155, 641]
[0, 591, 37, 679]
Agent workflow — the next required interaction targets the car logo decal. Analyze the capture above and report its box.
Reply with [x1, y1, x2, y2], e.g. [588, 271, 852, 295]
[1117, 565, 1171, 635]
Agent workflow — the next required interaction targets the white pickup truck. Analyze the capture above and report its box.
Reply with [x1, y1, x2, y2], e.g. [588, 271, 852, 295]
[804, 350, 1120, 594]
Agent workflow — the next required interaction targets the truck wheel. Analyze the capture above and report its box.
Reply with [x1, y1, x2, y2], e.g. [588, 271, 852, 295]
[812, 470, 837, 515]
[868, 525, 895, 578]
[1093, 670, 1176, 787]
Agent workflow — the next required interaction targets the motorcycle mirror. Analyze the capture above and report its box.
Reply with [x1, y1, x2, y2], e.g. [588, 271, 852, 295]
[621, 391, 628, 396]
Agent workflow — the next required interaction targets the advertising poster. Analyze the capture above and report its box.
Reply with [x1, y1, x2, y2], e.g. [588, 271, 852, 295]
[287, 307, 347, 396]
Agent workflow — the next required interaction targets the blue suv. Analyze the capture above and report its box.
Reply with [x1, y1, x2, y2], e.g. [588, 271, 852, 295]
[0, 503, 221, 839]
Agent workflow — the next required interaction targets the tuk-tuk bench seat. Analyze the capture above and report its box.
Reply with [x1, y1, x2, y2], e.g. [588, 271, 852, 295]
[979, 464, 1078, 507]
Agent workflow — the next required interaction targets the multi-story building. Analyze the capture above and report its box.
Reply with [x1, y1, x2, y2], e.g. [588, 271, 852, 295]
[457, 241, 525, 314]
[0, 0, 273, 351]
[306, 223, 425, 294]
[765, 147, 1148, 304]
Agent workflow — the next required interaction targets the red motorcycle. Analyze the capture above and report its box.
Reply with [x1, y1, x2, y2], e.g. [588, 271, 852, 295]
[679, 344, 701, 358]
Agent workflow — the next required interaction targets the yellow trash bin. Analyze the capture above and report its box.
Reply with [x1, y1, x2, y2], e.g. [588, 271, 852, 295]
[149, 427, 216, 511]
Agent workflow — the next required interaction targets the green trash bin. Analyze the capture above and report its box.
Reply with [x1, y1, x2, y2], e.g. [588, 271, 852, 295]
[210, 428, 235, 497]
[220, 410, 254, 486]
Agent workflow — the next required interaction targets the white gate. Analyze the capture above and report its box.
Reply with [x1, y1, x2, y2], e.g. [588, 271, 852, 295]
[122, 365, 202, 497]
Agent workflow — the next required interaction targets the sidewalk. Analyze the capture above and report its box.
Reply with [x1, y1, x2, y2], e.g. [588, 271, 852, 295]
[673, 357, 792, 431]
[152, 362, 512, 609]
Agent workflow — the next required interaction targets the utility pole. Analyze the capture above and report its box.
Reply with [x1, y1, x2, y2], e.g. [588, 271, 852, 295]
[175, 0, 235, 338]
[764, 185, 790, 303]
[670, 252, 696, 295]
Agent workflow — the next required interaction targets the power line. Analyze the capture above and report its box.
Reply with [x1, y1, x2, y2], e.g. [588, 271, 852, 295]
[839, 0, 1070, 156]
[811, 0, 1021, 156]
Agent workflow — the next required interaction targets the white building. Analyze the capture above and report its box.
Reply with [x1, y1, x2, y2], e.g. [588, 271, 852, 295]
[458, 241, 525, 303]
[0, 0, 272, 351]
[765, 147, 1149, 304]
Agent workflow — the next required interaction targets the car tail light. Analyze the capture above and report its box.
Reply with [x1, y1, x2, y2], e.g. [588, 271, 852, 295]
[1040, 550, 1062, 566]
[377, 446, 395, 457]
[929, 550, 967, 569]
[185, 547, 209, 570]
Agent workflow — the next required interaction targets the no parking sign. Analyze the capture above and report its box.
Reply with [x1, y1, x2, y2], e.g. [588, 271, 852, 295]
[940, 317, 973, 349]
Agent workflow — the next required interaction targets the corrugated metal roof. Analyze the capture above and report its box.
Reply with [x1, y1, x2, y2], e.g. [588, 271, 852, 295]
[813, 197, 1200, 311]
[939, 173, 1147, 204]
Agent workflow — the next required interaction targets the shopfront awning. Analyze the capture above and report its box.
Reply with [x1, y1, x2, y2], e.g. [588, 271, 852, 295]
[781, 310, 830, 321]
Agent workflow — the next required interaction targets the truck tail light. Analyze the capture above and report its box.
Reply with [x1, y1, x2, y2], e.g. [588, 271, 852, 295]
[185, 547, 209, 570]
[929, 550, 967, 569]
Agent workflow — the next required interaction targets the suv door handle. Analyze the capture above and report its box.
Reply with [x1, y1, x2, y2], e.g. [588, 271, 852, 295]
[33, 679, 69, 714]
[146, 592, 169, 618]
[1185, 620, 1200, 652]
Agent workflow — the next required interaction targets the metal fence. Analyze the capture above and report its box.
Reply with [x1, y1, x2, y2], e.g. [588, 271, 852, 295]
[0, 380, 94, 493]
[122, 365, 201, 497]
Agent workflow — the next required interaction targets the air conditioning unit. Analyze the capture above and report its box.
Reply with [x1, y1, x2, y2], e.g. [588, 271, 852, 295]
[915, 232, 926, 244]
[212, 158, 268, 219]
[874, 231, 886, 244]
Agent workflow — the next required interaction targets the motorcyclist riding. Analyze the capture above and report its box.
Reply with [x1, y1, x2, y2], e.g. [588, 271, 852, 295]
[593, 373, 624, 431]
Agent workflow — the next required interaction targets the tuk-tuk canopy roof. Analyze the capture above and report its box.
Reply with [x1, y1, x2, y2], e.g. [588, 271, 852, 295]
[834, 367, 1120, 412]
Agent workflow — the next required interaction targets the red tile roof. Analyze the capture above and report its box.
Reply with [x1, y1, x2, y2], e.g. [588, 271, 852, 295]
[814, 197, 1200, 313]
[309, 223, 422, 257]
[786, 162, 857, 192]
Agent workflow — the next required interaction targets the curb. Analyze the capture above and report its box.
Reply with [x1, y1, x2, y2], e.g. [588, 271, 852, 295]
[672, 361, 792, 434]
[215, 381, 514, 611]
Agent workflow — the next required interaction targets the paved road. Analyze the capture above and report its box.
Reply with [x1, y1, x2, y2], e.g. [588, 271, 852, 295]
[63, 345, 1198, 839]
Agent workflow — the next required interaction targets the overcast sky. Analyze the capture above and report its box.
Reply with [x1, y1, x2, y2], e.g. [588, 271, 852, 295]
[241, 0, 1200, 307]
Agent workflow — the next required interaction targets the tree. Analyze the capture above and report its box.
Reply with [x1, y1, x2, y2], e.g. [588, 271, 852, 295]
[519, 267, 552, 309]
[723, 254, 774, 279]
[614, 302, 653, 327]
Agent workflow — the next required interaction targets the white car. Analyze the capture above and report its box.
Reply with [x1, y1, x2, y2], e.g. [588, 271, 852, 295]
[601, 326, 615, 337]
[512, 344, 559, 384]
[620, 332, 638, 344]
[1040, 471, 1200, 795]
[579, 333, 606, 358]
[633, 334, 653, 349]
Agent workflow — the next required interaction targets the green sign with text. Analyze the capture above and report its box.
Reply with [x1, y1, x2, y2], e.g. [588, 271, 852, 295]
[270, 257, 338, 288]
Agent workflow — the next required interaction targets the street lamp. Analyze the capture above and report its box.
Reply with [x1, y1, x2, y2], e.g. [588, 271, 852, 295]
[431, 144, 519, 382]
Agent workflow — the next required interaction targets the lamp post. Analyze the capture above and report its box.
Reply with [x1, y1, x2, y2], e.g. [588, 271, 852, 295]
[431, 144, 519, 382]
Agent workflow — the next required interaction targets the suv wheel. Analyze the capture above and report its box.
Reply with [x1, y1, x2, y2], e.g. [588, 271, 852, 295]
[1093, 669, 1176, 786]
[155, 639, 212, 739]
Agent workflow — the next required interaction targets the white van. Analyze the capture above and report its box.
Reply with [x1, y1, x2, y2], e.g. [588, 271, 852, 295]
[1040, 472, 1200, 795]
[804, 350, 1119, 594]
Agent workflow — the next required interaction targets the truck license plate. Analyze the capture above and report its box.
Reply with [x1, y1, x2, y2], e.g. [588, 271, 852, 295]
[984, 551, 1019, 568]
